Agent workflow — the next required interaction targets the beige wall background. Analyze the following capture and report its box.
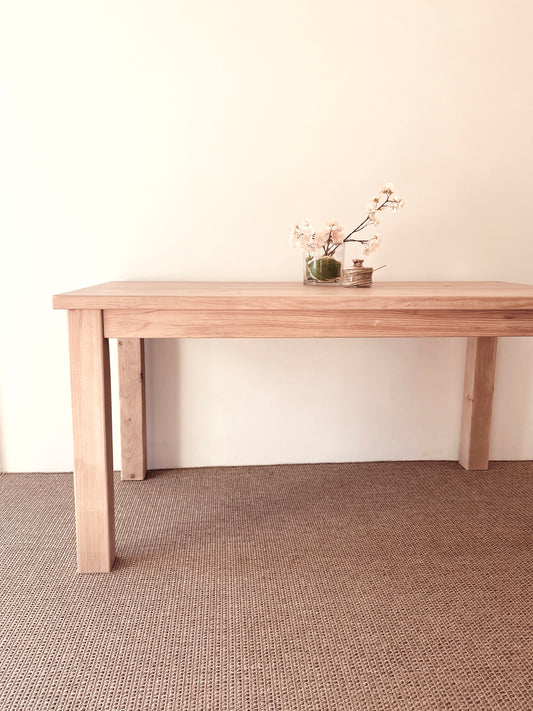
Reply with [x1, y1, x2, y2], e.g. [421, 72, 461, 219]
[1, 0, 532, 472]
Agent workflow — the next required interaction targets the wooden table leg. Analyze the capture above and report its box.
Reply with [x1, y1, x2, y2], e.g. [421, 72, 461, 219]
[68, 310, 115, 573]
[118, 338, 147, 481]
[459, 336, 498, 470]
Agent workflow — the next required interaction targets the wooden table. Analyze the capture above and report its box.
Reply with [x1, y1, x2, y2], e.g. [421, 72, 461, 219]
[53, 281, 533, 573]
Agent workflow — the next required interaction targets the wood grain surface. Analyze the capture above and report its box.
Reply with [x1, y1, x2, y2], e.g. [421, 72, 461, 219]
[459, 337, 498, 470]
[118, 339, 147, 481]
[68, 309, 115, 572]
[102, 308, 533, 339]
[53, 281, 533, 312]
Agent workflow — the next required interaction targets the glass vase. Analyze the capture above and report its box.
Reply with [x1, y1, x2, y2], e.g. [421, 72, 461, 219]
[303, 245, 345, 286]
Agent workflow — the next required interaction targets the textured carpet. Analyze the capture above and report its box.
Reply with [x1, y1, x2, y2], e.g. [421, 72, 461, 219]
[0, 462, 531, 711]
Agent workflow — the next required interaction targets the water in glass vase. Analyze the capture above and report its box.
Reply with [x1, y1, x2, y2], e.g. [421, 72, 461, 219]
[304, 245, 345, 285]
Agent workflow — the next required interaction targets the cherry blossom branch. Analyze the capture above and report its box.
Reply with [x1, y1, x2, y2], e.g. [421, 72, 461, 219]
[289, 183, 404, 261]
[343, 197, 390, 241]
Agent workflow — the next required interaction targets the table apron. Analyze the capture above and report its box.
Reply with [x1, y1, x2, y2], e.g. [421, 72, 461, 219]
[102, 308, 533, 339]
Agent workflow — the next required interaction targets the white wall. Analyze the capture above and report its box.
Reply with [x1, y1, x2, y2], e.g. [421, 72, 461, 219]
[1, 0, 532, 472]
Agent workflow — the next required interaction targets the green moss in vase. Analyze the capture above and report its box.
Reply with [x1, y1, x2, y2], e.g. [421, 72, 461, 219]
[306, 255, 342, 282]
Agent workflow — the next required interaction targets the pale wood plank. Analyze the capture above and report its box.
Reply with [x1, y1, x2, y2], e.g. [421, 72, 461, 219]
[53, 281, 533, 312]
[68, 310, 115, 573]
[103, 308, 533, 339]
[118, 339, 147, 481]
[459, 337, 498, 470]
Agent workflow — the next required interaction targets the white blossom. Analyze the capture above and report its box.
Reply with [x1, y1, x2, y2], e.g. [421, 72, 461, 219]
[289, 220, 319, 252]
[363, 233, 382, 256]
[321, 219, 345, 245]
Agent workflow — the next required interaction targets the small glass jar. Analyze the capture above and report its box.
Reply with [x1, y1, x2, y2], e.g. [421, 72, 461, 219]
[303, 244, 345, 285]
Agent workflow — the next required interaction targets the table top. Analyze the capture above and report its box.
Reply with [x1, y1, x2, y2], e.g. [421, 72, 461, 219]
[53, 281, 533, 311]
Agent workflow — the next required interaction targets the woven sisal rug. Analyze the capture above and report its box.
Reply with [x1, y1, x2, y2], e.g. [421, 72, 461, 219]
[0, 461, 531, 710]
